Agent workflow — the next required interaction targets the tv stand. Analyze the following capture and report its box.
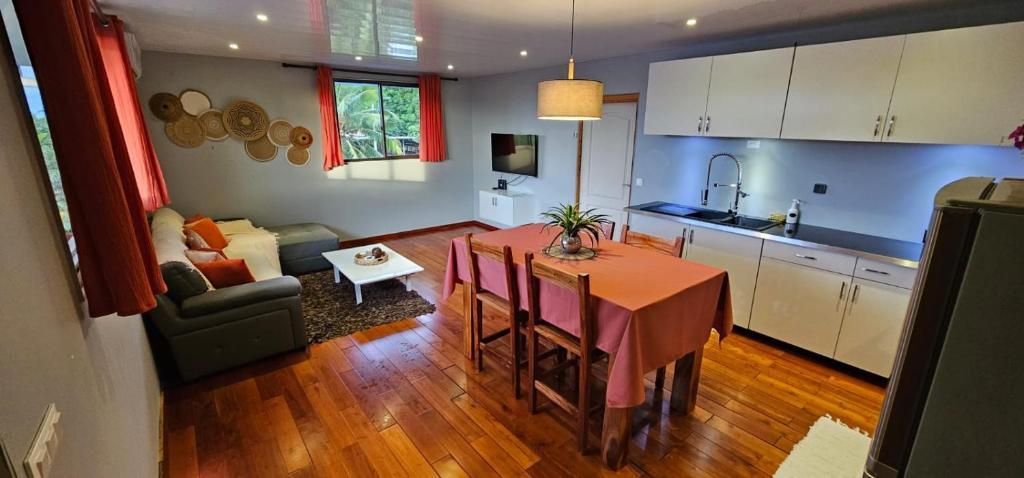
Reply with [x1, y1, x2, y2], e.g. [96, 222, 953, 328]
[478, 190, 534, 227]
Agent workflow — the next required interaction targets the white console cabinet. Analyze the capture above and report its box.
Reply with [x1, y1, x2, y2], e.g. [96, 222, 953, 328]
[478, 190, 535, 227]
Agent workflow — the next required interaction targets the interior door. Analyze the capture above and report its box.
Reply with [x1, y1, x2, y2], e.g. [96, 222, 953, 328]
[580, 101, 637, 241]
[782, 35, 905, 142]
[643, 57, 712, 136]
[884, 21, 1024, 145]
[834, 278, 911, 377]
[704, 47, 793, 139]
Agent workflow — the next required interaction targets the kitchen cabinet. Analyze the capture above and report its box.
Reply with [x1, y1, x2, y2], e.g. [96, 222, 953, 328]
[683, 224, 764, 328]
[884, 21, 1024, 146]
[703, 47, 794, 139]
[479, 190, 534, 227]
[643, 57, 712, 136]
[750, 257, 851, 357]
[833, 278, 911, 377]
[781, 35, 905, 142]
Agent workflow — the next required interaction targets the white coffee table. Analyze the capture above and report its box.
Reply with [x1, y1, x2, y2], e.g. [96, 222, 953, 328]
[322, 244, 424, 305]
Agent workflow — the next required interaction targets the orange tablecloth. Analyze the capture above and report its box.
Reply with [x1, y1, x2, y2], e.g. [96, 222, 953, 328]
[443, 224, 732, 408]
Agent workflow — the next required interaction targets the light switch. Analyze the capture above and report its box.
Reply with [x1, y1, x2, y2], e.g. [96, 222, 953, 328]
[635, 178, 644, 186]
[23, 404, 60, 478]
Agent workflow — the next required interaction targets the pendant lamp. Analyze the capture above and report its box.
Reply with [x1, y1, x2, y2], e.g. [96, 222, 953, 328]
[537, 0, 603, 120]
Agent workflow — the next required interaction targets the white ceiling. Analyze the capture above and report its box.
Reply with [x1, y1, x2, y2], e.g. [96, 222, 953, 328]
[101, 0, 993, 77]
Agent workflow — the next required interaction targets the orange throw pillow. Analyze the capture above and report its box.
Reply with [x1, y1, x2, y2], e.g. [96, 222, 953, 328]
[193, 259, 255, 288]
[185, 217, 228, 250]
[184, 213, 208, 226]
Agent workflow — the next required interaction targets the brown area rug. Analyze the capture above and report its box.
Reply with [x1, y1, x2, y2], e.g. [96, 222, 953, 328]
[298, 270, 436, 344]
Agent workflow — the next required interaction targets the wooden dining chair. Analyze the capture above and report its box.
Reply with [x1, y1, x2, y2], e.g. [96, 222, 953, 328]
[599, 221, 616, 242]
[465, 233, 528, 397]
[525, 252, 607, 452]
[620, 224, 684, 257]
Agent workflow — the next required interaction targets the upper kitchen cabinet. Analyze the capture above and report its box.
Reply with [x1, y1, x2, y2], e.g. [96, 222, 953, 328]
[643, 57, 712, 136]
[884, 21, 1024, 146]
[703, 47, 794, 139]
[781, 35, 905, 142]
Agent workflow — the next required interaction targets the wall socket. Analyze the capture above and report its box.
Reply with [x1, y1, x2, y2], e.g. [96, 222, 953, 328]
[813, 183, 828, 194]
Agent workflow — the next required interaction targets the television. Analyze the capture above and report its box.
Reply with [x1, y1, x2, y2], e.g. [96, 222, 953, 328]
[491, 133, 538, 177]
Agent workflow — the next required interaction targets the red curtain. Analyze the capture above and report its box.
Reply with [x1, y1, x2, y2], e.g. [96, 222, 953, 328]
[95, 17, 169, 211]
[317, 65, 345, 170]
[14, 0, 166, 317]
[418, 74, 447, 162]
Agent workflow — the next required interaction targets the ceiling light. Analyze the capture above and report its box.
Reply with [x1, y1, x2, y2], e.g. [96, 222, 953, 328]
[228, 43, 239, 50]
[256, 13, 268, 22]
[355, 56, 363, 61]
[686, 18, 698, 27]
[447, 64, 454, 70]
[520, 50, 528, 57]
[537, 0, 603, 121]
[415, 35, 424, 42]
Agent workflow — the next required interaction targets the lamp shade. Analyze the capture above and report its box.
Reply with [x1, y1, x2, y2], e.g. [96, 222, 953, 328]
[537, 79, 604, 120]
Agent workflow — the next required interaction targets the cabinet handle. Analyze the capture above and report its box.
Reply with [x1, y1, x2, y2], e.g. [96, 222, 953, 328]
[697, 116, 704, 133]
[886, 115, 897, 137]
[839, 282, 847, 300]
[794, 253, 817, 261]
[705, 116, 711, 133]
[688, 229, 695, 244]
[862, 267, 890, 276]
[851, 284, 861, 303]
[873, 115, 882, 137]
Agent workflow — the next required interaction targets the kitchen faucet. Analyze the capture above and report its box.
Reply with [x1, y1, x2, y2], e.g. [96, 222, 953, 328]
[702, 153, 749, 214]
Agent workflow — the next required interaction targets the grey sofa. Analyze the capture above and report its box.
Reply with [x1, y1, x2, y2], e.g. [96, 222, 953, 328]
[267, 223, 340, 275]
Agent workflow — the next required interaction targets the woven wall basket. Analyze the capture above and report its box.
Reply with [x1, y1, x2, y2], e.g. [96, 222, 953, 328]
[149, 93, 184, 121]
[268, 119, 294, 147]
[245, 135, 277, 162]
[179, 89, 212, 116]
[164, 115, 205, 148]
[223, 100, 270, 141]
[286, 146, 310, 166]
[197, 108, 228, 141]
[290, 126, 314, 149]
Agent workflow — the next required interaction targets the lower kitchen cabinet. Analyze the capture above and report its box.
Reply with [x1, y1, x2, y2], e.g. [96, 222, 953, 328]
[749, 257, 851, 357]
[684, 224, 763, 328]
[833, 278, 911, 377]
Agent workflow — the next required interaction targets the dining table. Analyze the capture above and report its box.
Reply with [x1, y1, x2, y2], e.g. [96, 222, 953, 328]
[441, 223, 733, 469]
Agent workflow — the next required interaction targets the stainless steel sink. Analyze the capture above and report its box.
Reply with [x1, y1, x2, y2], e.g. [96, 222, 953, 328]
[684, 210, 732, 221]
[630, 202, 779, 232]
[713, 215, 778, 231]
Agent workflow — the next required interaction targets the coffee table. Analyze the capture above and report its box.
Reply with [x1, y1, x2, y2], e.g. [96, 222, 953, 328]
[322, 244, 424, 305]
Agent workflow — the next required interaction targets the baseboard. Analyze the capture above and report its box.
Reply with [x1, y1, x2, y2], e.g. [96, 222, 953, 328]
[339, 221, 497, 248]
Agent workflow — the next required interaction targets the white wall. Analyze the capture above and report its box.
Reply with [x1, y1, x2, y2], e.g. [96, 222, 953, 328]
[0, 42, 159, 477]
[137, 51, 476, 240]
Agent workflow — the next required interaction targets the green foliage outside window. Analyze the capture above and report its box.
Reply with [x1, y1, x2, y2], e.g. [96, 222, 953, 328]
[334, 81, 420, 160]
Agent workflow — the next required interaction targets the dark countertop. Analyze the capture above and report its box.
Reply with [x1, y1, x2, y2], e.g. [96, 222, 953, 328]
[626, 201, 924, 266]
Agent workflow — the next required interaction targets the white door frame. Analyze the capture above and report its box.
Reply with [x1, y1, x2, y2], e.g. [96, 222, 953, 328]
[575, 93, 640, 204]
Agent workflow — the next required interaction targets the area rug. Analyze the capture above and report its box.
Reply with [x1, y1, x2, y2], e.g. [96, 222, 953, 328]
[298, 270, 436, 344]
[774, 415, 871, 478]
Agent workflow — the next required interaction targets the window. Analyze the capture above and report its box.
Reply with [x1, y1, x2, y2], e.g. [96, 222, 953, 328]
[334, 80, 420, 160]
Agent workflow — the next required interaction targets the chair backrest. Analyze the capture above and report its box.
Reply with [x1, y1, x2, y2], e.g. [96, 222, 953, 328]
[465, 233, 519, 311]
[524, 252, 594, 349]
[599, 221, 616, 242]
[620, 224, 684, 257]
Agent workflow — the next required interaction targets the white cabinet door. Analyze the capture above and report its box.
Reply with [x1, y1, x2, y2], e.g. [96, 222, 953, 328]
[885, 21, 1024, 146]
[750, 257, 850, 357]
[479, 192, 497, 223]
[684, 225, 764, 328]
[834, 279, 911, 377]
[643, 57, 712, 136]
[782, 36, 904, 142]
[704, 47, 793, 139]
[493, 195, 515, 226]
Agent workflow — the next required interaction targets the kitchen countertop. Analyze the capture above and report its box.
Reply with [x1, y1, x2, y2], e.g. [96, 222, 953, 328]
[627, 201, 924, 268]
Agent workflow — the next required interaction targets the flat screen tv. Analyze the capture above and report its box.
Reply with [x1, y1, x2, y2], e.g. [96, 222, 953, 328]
[491, 133, 538, 177]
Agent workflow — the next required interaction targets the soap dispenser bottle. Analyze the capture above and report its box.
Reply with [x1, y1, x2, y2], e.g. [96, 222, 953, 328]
[786, 199, 801, 225]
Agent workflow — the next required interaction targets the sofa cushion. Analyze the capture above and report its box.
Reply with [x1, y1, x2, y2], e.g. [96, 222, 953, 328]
[185, 217, 229, 250]
[266, 223, 339, 261]
[194, 259, 256, 289]
[223, 231, 282, 281]
[161, 261, 209, 302]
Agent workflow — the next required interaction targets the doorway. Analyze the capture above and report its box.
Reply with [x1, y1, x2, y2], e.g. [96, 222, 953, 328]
[576, 94, 639, 241]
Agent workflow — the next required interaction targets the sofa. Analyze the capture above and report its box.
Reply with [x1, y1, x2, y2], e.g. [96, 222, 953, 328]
[143, 207, 338, 381]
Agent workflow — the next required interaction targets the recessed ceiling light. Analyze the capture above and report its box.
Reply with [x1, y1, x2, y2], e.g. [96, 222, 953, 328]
[228, 43, 239, 50]
[520, 50, 528, 57]
[355, 56, 362, 61]
[686, 18, 698, 27]
[447, 64, 454, 70]
[415, 35, 424, 42]
[256, 13, 268, 22]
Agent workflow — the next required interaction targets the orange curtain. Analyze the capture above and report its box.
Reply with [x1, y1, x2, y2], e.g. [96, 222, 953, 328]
[13, 0, 166, 317]
[317, 65, 345, 170]
[95, 17, 169, 211]
[418, 74, 446, 162]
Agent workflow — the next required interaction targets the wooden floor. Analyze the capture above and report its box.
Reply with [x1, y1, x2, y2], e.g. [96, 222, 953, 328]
[162, 225, 886, 477]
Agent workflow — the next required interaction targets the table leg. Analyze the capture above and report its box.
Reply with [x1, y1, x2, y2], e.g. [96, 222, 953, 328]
[354, 284, 363, 305]
[462, 283, 474, 360]
[601, 406, 632, 470]
[670, 347, 704, 414]
[333, 266, 340, 283]
[403, 275, 412, 291]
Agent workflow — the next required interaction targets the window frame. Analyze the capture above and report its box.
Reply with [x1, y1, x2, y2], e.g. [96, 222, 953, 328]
[333, 78, 421, 162]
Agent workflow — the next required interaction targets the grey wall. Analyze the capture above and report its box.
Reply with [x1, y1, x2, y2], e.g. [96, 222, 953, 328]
[0, 41, 159, 477]
[137, 51, 475, 240]
[468, 11, 1024, 242]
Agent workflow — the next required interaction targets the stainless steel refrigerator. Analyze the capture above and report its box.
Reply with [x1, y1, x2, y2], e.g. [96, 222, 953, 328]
[865, 177, 1024, 478]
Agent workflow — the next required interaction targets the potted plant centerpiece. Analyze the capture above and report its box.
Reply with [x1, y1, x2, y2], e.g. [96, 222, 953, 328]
[541, 203, 612, 254]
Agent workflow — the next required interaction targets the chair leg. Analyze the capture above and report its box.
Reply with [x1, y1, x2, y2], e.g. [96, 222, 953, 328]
[474, 300, 484, 372]
[527, 322, 538, 414]
[655, 366, 667, 392]
[577, 352, 591, 453]
[510, 314, 521, 399]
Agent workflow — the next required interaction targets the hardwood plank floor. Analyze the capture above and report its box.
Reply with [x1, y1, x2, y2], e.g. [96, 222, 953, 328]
[162, 225, 886, 477]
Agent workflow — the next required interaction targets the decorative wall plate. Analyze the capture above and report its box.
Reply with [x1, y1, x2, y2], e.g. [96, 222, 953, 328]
[245, 135, 277, 162]
[165, 115, 205, 148]
[286, 146, 310, 166]
[223, 100, 270, 141]
[197, 108, 228, 141]
[289, 126, 314, 149]
[149, 92, 183, 121]
[179, 89, 212, 116]
[267, 119, 294, 147]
